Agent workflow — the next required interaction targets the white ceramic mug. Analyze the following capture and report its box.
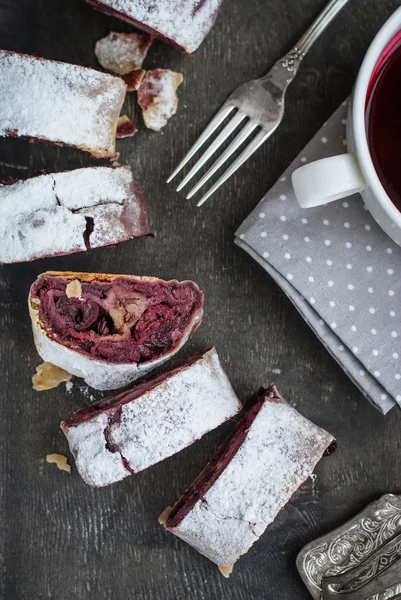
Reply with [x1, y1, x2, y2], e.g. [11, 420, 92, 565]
[292, 7, 401, 247]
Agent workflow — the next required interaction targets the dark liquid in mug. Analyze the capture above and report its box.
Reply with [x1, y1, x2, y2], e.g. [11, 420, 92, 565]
[367, 41, 401, 211]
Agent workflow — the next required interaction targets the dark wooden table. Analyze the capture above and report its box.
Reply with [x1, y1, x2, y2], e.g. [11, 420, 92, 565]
[1, 1, 400, 598]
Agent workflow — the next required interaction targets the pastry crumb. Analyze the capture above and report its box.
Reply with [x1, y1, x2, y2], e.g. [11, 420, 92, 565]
[138, 69, 183, 131]
[95, 31, 152, 75]
[32, 362, 72, 391]
[65, 279, 82, 299]
[46, 454, 71, 473]
[158, 507, 172, 526]
[123, 68, 146, 92]
[109, 151, 120, 163]
[218, 565, 233, 578]
[116, 115, 137, 138]
[65, 380, 74, 393]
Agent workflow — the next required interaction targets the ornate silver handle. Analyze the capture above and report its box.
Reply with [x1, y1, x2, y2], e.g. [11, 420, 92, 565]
[296, 0, 351, 56]
[262, 0, 351, 88]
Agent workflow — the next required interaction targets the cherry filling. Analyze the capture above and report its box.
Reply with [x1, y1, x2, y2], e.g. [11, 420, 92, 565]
[32, 275, 204, 364]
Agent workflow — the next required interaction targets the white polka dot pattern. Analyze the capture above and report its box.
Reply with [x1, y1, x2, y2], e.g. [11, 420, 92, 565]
[236, 101, 400, 414]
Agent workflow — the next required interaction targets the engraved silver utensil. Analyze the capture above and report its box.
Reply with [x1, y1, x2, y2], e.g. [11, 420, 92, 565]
[297, 494, 401, 600]
[322, 532, 401, 600]
[322, 561, 401, 599]
[168, 0, 351, 207]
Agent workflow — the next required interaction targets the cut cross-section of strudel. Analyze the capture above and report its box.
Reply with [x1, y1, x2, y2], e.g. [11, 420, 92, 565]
[61, 348, 241, 487]
[83, 0, 224, 54]
[160, 385, 335, 576]
[0, 167, 149, 263]
[29, 272, 204, 390]
[0, 49, 127, 158]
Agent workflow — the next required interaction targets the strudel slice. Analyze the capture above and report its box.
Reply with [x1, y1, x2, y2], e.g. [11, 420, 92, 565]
[29, 272, 204, 390]
[61, 348, 241, 487]
[0, 167, 148, 263]
[84, 0, 224, 53]
[0, 49, 127, 157]
[160, 385, 335, 576]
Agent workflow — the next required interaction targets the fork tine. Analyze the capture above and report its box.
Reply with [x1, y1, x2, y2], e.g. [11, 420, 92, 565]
[196, 129, 271, 207]
[167, 104, 235, 183]
[175, 111, 247, 192]
[186, 121, 259, 199]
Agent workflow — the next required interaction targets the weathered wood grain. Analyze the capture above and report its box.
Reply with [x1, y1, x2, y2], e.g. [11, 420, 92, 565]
[0, 0, 400, 598]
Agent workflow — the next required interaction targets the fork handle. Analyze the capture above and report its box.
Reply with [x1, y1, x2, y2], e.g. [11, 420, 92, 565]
[296, 0, 351, 56]
[260, 0, 351, 87]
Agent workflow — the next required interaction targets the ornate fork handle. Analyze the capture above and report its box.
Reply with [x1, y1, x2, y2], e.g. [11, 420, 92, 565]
[262, 0, 351, 89]
[261, 49, 305, 90]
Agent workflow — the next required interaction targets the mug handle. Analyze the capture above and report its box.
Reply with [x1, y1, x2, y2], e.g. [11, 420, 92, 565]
[292, 153, 367, 208]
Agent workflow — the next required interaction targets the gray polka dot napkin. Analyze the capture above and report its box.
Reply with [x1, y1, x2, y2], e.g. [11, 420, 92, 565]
[235, 102, 401, 414]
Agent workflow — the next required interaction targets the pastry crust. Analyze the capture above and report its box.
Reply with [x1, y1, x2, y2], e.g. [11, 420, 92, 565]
[61, 348, 242, 487]
[0, 49, 127, 157]
[29, 272, 204, 390]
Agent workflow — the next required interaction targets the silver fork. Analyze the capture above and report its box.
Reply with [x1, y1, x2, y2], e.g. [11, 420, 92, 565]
[168, 0, 351, 207]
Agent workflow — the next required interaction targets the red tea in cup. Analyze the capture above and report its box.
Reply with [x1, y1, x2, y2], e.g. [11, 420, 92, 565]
[367, 31, 401, 211]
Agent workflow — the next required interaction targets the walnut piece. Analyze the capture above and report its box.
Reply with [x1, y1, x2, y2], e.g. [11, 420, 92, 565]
[109, 307, 126, 330]
[46, 454, 71, 473]
[32, 362, 72, 391]
[65, 279, 82, 299]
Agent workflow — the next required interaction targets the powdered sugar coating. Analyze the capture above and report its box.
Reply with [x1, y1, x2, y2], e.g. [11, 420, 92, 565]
[0, 167, 149, 263]
[166, 392, 334, 569]
[0, 49, 127, 157]
[62, 348, 241, 487]
[29, 272, 204, 390]
[95, 31, 152, 75]
[85, 0, 223, 53]
[138, 69, 183, 131]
